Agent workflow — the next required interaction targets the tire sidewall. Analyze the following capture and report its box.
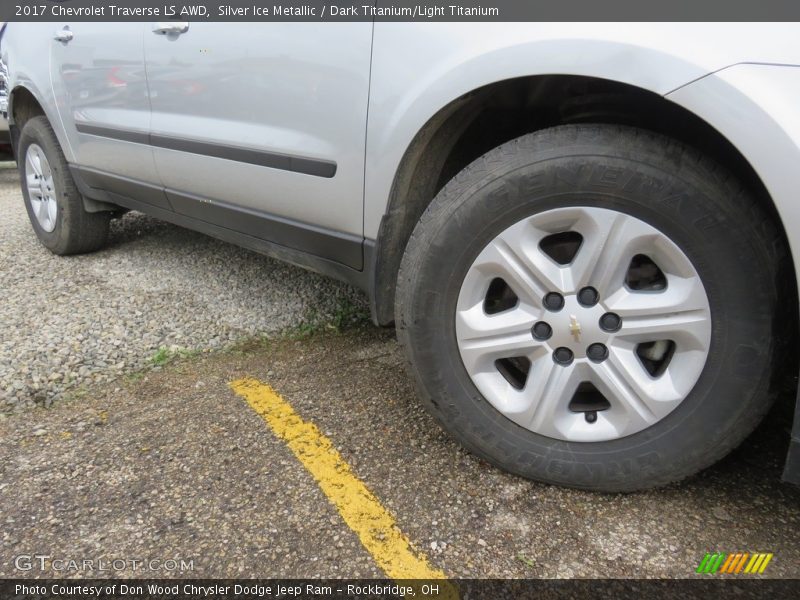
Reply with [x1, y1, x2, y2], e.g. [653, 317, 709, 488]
[398, 127, 776, 490]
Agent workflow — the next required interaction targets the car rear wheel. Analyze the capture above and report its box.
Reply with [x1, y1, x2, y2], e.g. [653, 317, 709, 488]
[396, 124, 785, 492]
[19, 116, 110, 255]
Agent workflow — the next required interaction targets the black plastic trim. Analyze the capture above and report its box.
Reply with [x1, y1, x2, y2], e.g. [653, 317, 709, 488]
[77, 166, 173, 211]
[69, 165, 365, 277]
[75, 122, 150, 145]
[74, 123, 337, 178]
[165, 188, 361, 268]
[150, 133, 336, 178]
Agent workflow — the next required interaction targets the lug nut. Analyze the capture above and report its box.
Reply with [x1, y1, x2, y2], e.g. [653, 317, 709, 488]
[587, 343, 609, 362]
[577, 286, 599, 307]
[532, 321, 552, 341]
[553, 347, 574, 365]
[599, 312, 622, 332]
[543, 292, 565, 312]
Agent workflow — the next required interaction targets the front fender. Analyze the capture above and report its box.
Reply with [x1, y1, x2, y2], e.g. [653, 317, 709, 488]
[364, 22, 800, 240]
[3, 23, 75, 161]
[667, 64, 800, 485]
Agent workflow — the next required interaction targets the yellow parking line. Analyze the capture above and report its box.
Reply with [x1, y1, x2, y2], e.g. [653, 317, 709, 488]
[230, 377, 452, 585]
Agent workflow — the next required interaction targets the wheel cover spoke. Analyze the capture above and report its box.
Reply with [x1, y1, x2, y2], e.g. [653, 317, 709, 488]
[466, 234, 559, 309]
[567, 210, 656, 296]
[608, 275, 710, 349]
[591, 353, 662, 431]
[456, 303, 539, 374]
[456, 206, 711, 443]
[525, 360, 581, 436]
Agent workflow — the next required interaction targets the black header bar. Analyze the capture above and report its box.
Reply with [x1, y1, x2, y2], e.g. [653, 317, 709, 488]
[4, 0, 800, 22]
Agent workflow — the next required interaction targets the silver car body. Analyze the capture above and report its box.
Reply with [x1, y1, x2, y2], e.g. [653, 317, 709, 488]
[4, 22, 800, 477]
[4, 23, 800, 241]
[0, 23, 8, 141]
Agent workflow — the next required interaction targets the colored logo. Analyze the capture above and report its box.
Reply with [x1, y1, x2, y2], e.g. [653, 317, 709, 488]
[569, 314, 582, 341]
[696, 552, 773, 574]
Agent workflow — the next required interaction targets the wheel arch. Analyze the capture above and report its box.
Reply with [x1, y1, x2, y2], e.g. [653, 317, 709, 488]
[8, 84, 68, 160]
[370, 73, 797, 337]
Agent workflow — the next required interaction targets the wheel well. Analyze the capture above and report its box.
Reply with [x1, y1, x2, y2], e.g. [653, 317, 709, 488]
[10, 86, 45, 126]
[372, 74, 793, 325]
[8, 86, 46, 151]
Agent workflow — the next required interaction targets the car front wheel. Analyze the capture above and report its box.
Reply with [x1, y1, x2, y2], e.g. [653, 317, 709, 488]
[396, 124, 786, 492]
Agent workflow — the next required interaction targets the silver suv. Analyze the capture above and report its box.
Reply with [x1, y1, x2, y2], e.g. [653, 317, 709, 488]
[4, 22, 800, 491]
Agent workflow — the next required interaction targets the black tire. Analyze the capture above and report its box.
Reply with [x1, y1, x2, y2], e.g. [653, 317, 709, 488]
[395, 124, 787, 492]
[18, 116, 110, 255]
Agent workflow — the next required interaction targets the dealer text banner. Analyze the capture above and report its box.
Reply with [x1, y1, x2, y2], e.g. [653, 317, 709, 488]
[4, 0, 800, 22]
[4, 579, 800, 599]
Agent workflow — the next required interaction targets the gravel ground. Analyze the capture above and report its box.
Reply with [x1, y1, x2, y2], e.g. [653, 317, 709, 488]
[1, 328, 798, 579]
[0, 163, 366, 412]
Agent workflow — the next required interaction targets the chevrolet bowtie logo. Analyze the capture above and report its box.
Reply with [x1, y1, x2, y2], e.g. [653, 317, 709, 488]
[569, 315, 582, 342]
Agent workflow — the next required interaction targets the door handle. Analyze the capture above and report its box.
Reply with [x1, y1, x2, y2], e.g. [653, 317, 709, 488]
[152, 22, 189, 35]
[54, 27, 73, 43]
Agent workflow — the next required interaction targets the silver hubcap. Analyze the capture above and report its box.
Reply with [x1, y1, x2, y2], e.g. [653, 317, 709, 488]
[25, 143, 58, 233]
[455, 207, 711, 442]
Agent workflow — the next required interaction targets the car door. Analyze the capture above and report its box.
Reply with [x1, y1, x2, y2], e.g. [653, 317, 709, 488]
[144, 23, 372, 269]
[49, 23, 163, 205]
